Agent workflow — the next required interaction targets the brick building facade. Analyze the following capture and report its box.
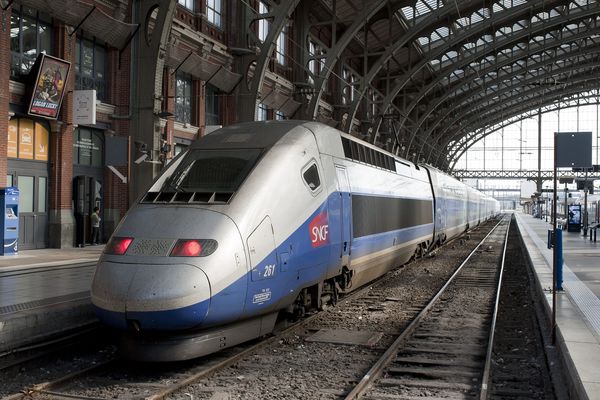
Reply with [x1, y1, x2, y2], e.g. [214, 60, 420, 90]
[1, 0, 303, 249]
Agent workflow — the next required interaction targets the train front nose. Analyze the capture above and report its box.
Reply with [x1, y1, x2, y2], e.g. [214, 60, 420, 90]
[92, 261, 211, 330]
[91, 207, 247, 331]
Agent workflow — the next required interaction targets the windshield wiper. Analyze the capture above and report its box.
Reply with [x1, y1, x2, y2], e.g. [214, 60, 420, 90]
[162, 179, 187, 193]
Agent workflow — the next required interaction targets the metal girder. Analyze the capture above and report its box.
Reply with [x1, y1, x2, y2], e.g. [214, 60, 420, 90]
[415, 32, 600, 157]
[235, 0, 300, 121]
[443, 88, 600, 168]
[424, 10, 597, 154]
[424, 58, 600, 158]
[343, 0, 487, 133]
[452, 170, 600, 180]
[398, 1, 598, 160]
[445, 85, 600, 165]
[376, 0, 569, 139]
[447, 73, 600, 147]
[444, 90, 600, 168]
[303, 0, 390, 120]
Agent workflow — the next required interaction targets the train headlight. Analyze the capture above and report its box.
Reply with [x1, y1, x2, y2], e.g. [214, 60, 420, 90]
[170, 239, 218, 257]
[105, 237, 134, 255]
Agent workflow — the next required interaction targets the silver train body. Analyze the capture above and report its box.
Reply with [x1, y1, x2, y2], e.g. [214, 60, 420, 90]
[91, 121, 500, 361]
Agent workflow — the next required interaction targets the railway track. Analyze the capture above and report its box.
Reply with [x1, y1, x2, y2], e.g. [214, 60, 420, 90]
[346, 215, 510, 399]
[1, 219, 503, 400]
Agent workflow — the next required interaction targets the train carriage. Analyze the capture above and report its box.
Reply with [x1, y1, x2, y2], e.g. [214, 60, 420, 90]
[91, 120, 499, 361]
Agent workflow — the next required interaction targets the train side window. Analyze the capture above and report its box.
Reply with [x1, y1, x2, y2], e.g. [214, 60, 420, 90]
[302, 163, 321, 192]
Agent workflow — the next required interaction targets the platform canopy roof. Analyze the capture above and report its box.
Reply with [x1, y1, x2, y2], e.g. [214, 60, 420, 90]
[279, 0, 600, 170]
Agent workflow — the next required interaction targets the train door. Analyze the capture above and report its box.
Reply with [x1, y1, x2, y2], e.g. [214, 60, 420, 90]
[245, 216, 278, 312]
[335, 166, 351, 266]
[12, 173, 48, 249]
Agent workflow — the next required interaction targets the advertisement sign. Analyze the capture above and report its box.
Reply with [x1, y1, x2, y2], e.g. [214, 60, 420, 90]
[28, 54, 71, 119]
[18, 119, 34, 159]
[73, 90, 97, 125]
[34, 122, 49, 161]
[568, 204, 581, 225]
[8, 120, 18, 158]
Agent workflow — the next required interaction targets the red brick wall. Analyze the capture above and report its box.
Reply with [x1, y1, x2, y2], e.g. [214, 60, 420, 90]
[104, 34, 132, 220]
[47, 26, 75, 211]
[0, 7, 11, 187]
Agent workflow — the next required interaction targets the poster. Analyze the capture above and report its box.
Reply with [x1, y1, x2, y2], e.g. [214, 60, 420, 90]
[28, 54, 71, 119]
[568, 204, 581, 225]
[35, 122, 49, 161]
[8, 119, 18, 158]
[19, 119, 34, 159]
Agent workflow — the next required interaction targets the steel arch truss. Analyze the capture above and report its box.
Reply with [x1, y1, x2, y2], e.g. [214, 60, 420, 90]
[276, 0, 600, 170]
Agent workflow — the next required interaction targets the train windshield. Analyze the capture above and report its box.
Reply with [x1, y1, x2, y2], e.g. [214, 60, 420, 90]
[161, 149, 262, 193]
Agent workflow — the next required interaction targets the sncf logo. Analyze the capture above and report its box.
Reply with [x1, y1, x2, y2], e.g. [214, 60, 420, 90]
[309, 211, 329, 248]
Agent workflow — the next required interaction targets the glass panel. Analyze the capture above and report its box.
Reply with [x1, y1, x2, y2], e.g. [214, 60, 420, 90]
[38, 22, 51, 54]
[73, 129, 81, 164]
[175, 73, 192, 124]
[91, 131, 103, 167]
[81, 39, 93, 77]
[18, 176, 34, 213]
[205, 85, 220, 125]
[174, 143, 188, 156]
[21, 15, 37, 60]
[75, 38, 81, 76]
[79, 129, 92, 165]
[162, 149, 262, 193]
[93, 180, 102, 210]
[7, 175, 13, 187]
[10, 14, 20, 53]
[95, 46, 106, 80]
[38, 177, 47, 213]
[303, 164, 321, 191]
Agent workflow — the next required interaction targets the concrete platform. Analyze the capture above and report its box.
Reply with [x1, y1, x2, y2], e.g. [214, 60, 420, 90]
[515, 212, 600, 400]
[0, 246, 103, 352]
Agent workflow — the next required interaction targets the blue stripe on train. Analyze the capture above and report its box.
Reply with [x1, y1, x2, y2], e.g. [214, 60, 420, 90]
[95, 191, 435, 331]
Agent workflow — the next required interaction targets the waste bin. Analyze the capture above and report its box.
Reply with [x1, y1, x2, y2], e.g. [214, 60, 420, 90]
[0, 187, 19, 255]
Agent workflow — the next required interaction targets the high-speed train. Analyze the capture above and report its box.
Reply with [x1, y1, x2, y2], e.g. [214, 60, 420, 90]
[91, 120, 499, 361]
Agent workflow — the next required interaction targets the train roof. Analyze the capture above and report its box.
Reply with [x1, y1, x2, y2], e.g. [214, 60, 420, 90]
[193, 120, 310, 150]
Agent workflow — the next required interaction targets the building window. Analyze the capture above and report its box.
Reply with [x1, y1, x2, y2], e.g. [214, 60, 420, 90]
[174, 142, 189, 157]
[275, 111, 285, 120]
[73, 128, 103, 167]
[175, 72, 192, 124]
[308, 40, 323, 85]
[258, 1, 269, 43]
[206, 0, 222, 27]
[342, 67, 356, 105]
[75, 37, 107, 101]
[205, 84, 221, 125]
[276, 27, 286, 65]
[8, 118, 49, 161]
[257, 103, 267, 121]
[10, 7, 53, 79]
[178, 0, 194, 11]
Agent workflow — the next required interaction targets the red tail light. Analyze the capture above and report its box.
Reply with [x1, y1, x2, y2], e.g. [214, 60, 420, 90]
[170, 239, 218, 257]
[106, 237, 134, 255]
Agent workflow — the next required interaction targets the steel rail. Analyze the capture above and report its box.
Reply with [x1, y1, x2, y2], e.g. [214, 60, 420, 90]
[2, 220, 498, 400]
[3, 359, 116, 400]
[479, 216, 512, 399]
[344, 216, 507, 400]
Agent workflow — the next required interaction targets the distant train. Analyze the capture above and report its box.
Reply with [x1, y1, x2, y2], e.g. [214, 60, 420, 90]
[91, 121, 500, 361]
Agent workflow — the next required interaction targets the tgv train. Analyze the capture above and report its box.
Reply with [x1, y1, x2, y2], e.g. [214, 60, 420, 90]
[91, 121, 499, 361]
